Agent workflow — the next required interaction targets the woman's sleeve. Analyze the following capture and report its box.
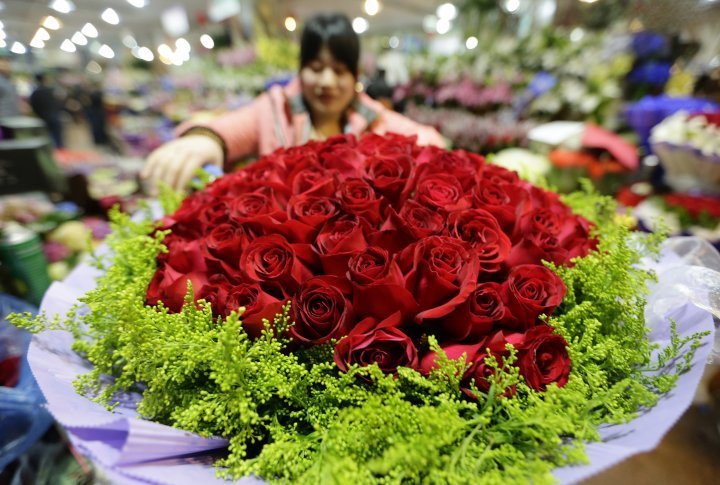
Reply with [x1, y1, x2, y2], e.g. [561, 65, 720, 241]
[174, 94, 266, 164]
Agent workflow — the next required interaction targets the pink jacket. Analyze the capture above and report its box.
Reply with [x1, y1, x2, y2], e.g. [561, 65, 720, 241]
[179, 78, 445, 165]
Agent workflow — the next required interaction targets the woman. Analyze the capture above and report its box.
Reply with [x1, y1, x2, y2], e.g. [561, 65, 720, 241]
[141, 13, 445, 191]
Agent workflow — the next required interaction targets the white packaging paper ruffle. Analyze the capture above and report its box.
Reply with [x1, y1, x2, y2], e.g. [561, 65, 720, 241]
[28, 237, 719, 484]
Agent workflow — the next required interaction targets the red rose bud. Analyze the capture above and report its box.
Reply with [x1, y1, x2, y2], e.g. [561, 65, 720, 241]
[362, 153, 414, 206]
[515, 324, 571, 391]
[348, 247, 417, 321]
[471, 180, 530, 236]
[447, 209, 511, 270]
[290, 276, 354, 345]
[400, 236, 479, 322]
[288, 195, 340, 230]
[334, 312, 418, 374]
[506, 265, 566, 329]
[288, 161, 337, 197]
[241, 234, 313, 298]
[314, 217, 368, 277]
[413, 173, 469, 212]
[441, 282, 510, 341]
[338, 178, 385, 227]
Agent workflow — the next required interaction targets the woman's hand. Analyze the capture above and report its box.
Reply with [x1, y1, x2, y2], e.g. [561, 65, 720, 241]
[141, 134, 224, 192]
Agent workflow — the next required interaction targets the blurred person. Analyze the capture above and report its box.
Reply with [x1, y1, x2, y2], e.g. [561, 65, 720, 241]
[365, 68, 394, 110]
[30, 73, 65, 148]
[0, 53, 20, 118]
[142, 13, 444, 191]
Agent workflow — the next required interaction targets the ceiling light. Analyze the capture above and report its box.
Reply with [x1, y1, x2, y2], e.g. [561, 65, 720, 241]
[42, 16, 61, 30]
[101, 8, 120, 25]
[436, 3, 457, 20]
[35, 28, 50, 41]
[86, 60, 102, 74]
[364, 0, 381, 16]
[175, 37, 191, 52]
[157, 43, 173, 58]
[81, 23, 98, 38]
[71, 31, 87, 46]
[504, 0, 521, 13]
[60, 39, 76, 52]
[30, 38, 45, 49]
[436, 18, 451, 34]
[10, 41, 26, 54]
[127, 0, 146, 7]
[465, 36, 478, 49]
[352, 17, 368, 34]
[578, 0, 600, 3]
[123, 34, 137, 48]
[200, 34, 214, 49]
[98, 44, 114, 59]
[284, 16, 296, 32]
[49, 0, 75, 14]
[138, 46, 153, 61]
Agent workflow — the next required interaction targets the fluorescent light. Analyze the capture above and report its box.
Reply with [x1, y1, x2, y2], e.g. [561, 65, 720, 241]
[71, 31, 87, 46]
[35, 27, 50, 41]
[30, 38, 45, 49]
[81, 22, 98, 37]
[200, 34, 214, 49]
[86, 60, 102, 74]
[42, 16, 61, 30]
[127, 0, 146, 7]
[175, 37, 191, 52]
[364, 0, 381, 16]
[10, 41, 26, 54]
[436, 18, 451, 34]
[284, 16, 296, 32]
[436, 3, 457, 20]
[465, 36, 478, 49]
[98, 44, 114, 58]
[137, 46, 153, 61]
[49, 0, 75, 14]
[60, 39, 76, 52]
[123, 34, 137, 48]
[352, 17, 368, 34]
[101, 8, 120, 25]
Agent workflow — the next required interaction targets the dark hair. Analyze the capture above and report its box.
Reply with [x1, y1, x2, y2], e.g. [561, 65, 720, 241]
[300, 13, 359, 78]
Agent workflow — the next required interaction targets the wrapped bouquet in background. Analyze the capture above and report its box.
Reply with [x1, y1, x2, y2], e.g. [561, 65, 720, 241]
[650, 112, 720, 194]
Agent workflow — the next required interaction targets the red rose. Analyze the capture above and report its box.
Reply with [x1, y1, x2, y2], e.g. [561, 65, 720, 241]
[318, 135, 365, 177]
[204, 223, 248, 268]
[369, 201, 446, 254]
[446, 209, 511, 272]
[162, 236, 208, 274]
[399, 236, 479, 322]
[217, 159, 290, 201]
[160, 192, 207, 238]
[288, 195, 340, 230]
[440, 282, 510, 341]
[240, 234, 313, 297]
[197, 199, 231, 227]
[290, 276, 354, 345]
[505, 265, 565, 329]
[416, 147, 485, 192]
[419, 331, 519, 397]
[226, 283, 285, 338]
[314, 216, 368, 277]
[413, 173, 470, 212]
[347, 247, 417, 321]
[515, 324, 571, 391]
[229, 188, 287, 224]
[471, 180, 530, 235]
[362, 153, 414, 206]
[287, 160, 338, 197]
[358, 133, 419, 157]
[146, 266, 209, 313]
[338, 178, 385, 227]
[334, 312, 418, 374]
[481, 163, 520, 186]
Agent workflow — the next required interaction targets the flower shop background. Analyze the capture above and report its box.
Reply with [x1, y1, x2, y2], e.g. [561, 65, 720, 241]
[1, 0, 720, 482]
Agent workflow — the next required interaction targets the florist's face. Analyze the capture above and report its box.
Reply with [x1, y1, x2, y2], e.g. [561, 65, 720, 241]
[300, 45, 356, 123]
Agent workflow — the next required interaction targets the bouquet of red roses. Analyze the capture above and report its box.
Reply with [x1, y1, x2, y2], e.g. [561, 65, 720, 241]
[16, 133, 711, 484]
[147, 133, 596, 394]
